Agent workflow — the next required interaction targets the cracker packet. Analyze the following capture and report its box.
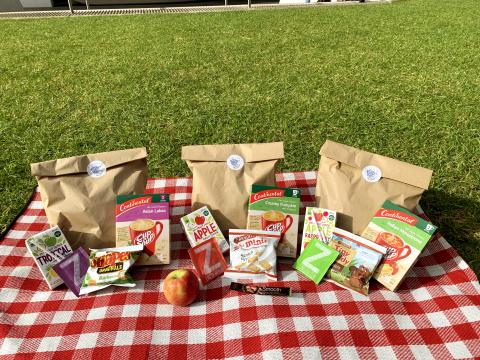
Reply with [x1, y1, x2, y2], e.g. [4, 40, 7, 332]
[224, 229, 281, 282]
[79, 245, 143, 295]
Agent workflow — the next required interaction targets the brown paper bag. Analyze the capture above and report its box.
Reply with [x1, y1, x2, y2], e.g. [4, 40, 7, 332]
[31, 148, 148, 251]
[182, 142, 284, 231]
[316, 140, 432, 234]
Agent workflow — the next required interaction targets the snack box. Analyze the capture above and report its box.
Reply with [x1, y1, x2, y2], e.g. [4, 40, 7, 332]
[25, 226, 73, 290]
[180, 206, 229, 253]
[247, 184, 301, 258]
[301, 207, 336, 252]
[116, 194, 170, 265]
[327, 227, 387, 295]
[361, 200, 437, 291]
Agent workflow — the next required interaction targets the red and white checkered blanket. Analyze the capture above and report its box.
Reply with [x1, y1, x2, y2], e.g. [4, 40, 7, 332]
[1, 172, 479, 359]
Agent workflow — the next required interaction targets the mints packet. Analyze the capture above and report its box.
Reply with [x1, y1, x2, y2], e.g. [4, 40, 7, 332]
[224, 229, 281, 282]
[79, 244, 143, 295]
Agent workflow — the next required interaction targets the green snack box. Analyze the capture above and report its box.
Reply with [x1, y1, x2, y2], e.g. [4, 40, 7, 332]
[25, 226, 73, 290]
[361, 200, 437, 291]
[294, 237, 339, 284]
[247, 184, 301, 258]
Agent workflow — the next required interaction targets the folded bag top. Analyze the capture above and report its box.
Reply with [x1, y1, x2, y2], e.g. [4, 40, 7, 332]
[316, 140, 432, 235]
[31, 148, 147, 178]
[31, 148, 148, 251]
[181, 142, 284, 163]
[182, 142, 284, 231]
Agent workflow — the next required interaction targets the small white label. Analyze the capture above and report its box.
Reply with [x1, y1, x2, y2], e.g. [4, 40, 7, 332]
[362, 165, 382, 183]
[87, 160, 106, 178]
[226, 155, 244, 171]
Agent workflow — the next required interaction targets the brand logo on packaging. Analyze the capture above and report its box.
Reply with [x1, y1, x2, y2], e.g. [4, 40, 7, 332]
[134, 231, 155, 246]
[233, 234, 255, 244]
[118, 197, 152, 213]
[91, 251, 130, 268]
[227, 154, 244, 171]
[376, 209, 418, 225]
[241, 237, 267, 249]
[265, 222, 284, 233]
[251, 189, 285, 203]
[362, 165, 382, 183]
[87, 160, 106, 178]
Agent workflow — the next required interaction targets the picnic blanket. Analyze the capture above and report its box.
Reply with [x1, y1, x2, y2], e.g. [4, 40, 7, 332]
[1, 171, 479, 359]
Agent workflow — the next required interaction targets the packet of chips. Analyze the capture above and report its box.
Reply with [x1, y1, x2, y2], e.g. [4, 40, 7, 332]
[79, 244, 143, 295]
[224, 229, 281, 282]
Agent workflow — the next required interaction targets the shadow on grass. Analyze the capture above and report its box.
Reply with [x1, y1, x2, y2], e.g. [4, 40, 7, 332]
[420, 189, 480, 277]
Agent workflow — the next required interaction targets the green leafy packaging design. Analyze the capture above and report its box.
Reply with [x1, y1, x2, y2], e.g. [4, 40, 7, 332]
[25, 226, 73, 290]
[180, 206, 229, 253]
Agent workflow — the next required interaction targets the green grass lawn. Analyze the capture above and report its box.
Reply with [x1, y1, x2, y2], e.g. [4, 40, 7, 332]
[0, 0, 479, 276]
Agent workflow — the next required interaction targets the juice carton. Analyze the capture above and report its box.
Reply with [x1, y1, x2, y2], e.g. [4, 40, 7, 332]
[180, 206, 229, 253]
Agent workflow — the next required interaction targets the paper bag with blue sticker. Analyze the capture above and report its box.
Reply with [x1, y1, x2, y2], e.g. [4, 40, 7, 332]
[182, 143, 284, 231]
[315, 140, 433, 235]
[31, 148, 148, 251]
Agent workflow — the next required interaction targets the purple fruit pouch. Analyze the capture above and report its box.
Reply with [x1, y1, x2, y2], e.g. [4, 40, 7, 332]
[53, 247, 90, 297]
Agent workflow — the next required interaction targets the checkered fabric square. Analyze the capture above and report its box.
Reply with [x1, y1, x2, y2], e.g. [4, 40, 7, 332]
[1, 172, 479, 359]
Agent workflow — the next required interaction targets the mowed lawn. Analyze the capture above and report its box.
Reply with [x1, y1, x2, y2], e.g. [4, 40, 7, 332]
[0, 0, 479, 275]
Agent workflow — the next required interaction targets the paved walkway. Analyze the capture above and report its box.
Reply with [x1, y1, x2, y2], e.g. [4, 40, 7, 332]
[0, 0, 390, 19]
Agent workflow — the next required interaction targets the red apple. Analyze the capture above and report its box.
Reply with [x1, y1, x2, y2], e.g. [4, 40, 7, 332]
[195, 215, 204, 225]
[163, 269, 199, 306]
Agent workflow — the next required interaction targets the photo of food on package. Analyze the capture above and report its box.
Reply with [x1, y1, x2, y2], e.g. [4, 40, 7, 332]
[247, 184, 300, 258]
[79, 245, 143, 295]
[116, 194, 170, 266]
[180, 206, 229, 253]
[224, 229, 281, 282]
[361, 200, 437, 291]
[25, 226, 73, 290]
[300, 207, 336, 252]
[326, 228, 387, 295]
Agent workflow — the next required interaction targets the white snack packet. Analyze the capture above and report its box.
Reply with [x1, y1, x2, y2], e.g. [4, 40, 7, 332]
[224, 229, 281, 282]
